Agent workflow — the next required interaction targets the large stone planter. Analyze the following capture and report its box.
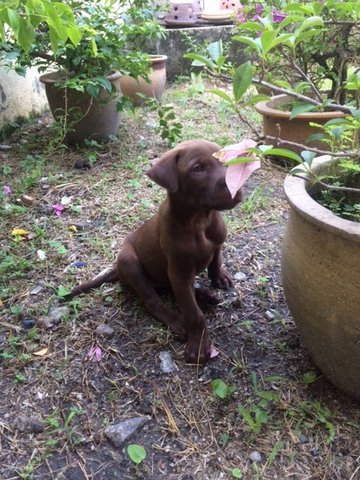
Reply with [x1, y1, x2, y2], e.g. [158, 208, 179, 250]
[119, 54, 167, 106]
[281, 156, 360, 400]
[255, 95, 345, 153]
[40, 71, 122, 144]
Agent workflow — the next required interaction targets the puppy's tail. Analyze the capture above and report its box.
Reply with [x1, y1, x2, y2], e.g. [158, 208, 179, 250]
[64, 267, 119, 300]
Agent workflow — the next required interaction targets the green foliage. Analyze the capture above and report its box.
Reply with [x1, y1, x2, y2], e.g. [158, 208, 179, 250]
[238, 373, 280, 434]
[287, 400, 336, 443]
[1, 0, 165, 96]
[127, 444, 147, 464]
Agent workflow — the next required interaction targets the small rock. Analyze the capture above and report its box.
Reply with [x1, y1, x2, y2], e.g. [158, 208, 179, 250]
[30, 285, 43, 295]
[21, 319, 36, 330]
[72, 261, 87, 268]
[104, 416, 151, 448]
[48, 306, 70, 324]
[311, 448, 319, 457]
[38, 316, 53, 329]
[234, 272, 247, 281]
[37, 204, 53, 215]
[249, 451, 262, 463]
[39, 178, 50, 190]
[264, 310, 275, 321]
[299, 434, 309, 444]
[146, 119, 157, 129]
[96, 324, 114, 337]
[74, 159, 90, 170]
[159, 350, 178, 373]
[14, 416, 44, 433]
[0, 144, 11, 151]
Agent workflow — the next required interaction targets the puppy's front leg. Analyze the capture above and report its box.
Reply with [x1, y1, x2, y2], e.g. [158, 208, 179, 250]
[208, 246, 233, 289]
[168, 263, 210, 364]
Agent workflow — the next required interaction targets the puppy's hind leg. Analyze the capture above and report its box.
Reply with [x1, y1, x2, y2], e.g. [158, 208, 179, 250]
[117, 244, 186, 340]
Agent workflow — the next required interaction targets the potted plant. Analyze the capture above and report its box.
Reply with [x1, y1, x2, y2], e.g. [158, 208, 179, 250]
[186, 0, 360, 150]
[0, 0, 165, 144]
[117, 5, 168, 106]
[185, 0, 360, 399]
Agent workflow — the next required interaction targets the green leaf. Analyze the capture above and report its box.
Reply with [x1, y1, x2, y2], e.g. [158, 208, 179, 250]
[233, 35, 261, 54]
[57, 285, 71, 298]
[296, 16, 323, 34]
[245, 94, 271, 106]
[306, 132, 327, 143]
[183, 53, 215, 71]
[17, 18, 34, 53]
[290, 102, 317, 120]
[303, 371, 318, 385]
[127, 444, 146, 464]
[300, 151, 316, 164]
[6, 8, 20, 35]
[211, 379, 229, 399]
[339, 161, 360, 172]
[263, 148, 302, 162]
[231, 468, 243, 479]
[267, 440, 285, 466]
[207, 40, 223, 62]
[210, 88, 235, 106]
[233, 61, 253, 102]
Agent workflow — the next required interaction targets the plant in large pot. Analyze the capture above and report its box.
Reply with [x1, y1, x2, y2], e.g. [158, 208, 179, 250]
[184, 0, 360, 399]
[0, 0, 165, 144]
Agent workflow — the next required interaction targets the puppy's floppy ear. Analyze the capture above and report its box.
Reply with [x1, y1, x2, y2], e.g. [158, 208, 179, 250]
[147, 148, 182, 192]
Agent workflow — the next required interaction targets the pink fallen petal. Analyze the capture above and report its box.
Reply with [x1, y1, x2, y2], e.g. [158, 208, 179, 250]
[88, 345, 102, 362]
[52, 203, 65, 216]
[210, 344, 220, 359]
[3, 185, 11, 195]
[226, 160, 261, 198]
[213, 139, 258, 163]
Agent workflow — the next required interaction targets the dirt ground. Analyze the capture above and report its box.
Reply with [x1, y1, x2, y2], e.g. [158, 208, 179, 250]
[0, 81, 359, 480]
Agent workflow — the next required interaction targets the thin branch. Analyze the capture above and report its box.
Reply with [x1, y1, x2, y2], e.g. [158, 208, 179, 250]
[292, 174, 360, 194]
[263, 135, 358, 158]
[280, 47, 323, 102]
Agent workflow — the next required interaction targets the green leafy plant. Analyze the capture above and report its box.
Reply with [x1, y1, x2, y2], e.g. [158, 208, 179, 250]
[211, 378, 236, 399]
[127, 444, 147, 464]
[287, 400, 336, 443]
[238, 373, 280, 435]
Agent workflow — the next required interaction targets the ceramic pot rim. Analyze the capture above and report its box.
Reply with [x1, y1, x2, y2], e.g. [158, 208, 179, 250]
[148, 54, 168, 64]
[284, 156, 360, 242]
[255, 94, 345, 120]
[39, 70, 121, 84]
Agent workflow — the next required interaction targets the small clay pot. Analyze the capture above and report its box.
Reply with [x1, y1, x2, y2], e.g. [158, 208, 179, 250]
[119, 55, 168, 106]
[255, 94, 345, 153]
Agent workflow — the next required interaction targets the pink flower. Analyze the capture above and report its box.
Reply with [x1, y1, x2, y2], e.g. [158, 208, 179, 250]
[253, 4, 263, 20]
[88, 345, 102, 362]
[272, 9, 287, 22]
[52, 203, 65, 216]
[3, 185, 11, 195]
[213, 139, 260, 199]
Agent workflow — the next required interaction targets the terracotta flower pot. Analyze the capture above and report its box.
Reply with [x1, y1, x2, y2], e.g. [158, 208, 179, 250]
[40, 71, 122, 145]
[255, 95, 345, 153]
[281, 156, 360, 400]
[119, 55, 168, 107]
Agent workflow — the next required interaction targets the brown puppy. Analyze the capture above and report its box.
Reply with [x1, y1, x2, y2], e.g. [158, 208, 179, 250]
[67, 140, 242, 363]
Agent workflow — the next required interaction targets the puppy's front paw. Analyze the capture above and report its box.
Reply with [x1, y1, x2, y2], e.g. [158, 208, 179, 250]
[185, 329, 210, 365]
[210, 267, 233, 290]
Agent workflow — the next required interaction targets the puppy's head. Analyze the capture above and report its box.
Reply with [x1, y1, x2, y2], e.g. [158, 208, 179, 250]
[147, 140, 242, 210]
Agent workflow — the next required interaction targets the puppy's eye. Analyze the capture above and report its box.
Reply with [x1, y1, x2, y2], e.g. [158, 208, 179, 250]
[191, 163, 204, 173]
